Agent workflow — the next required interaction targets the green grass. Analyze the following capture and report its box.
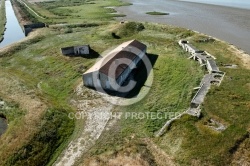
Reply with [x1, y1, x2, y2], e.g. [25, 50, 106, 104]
[1, 0, 250, 165]
[153, 37, 250, 165]
[0, 0, 6, 42]
[146, 11, 169, 15]
[20, 0, 130, 24]
[0, 20, 200, 165]
[12, 0, 39, 23]
[81, 29, 250, 165]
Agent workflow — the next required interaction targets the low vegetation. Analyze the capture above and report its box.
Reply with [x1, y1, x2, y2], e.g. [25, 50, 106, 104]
[146, 11, 169, 15]
[19, 0, 131, 24]
[84, 33, 250, 165]
[0, 0, 249, 165]
[12, 0, 39, 23]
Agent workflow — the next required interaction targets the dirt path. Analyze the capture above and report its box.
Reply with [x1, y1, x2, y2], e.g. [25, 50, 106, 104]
[228, 44, 250, 69]
[17, 0, 45, 19]
[53, 83, 119, 166]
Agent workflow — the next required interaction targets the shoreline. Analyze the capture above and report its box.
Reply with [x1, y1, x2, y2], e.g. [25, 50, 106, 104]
[0, 0, 25, 48]
[178, 0, 250, 10]
[116, 0, 250, 54]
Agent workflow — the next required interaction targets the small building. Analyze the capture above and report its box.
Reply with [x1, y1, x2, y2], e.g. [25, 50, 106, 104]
[206, 59, 220, 73]
[23, 23, 46, 36]
[83, 40, 146, 92]
[61, 45, 90, 56]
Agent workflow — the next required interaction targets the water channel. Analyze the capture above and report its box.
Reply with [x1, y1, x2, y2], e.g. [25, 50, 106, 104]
[0, 117, 7, 136]
[0, 0, 25, 48]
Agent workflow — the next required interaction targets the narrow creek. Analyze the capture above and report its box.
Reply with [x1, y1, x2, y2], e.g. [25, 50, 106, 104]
[0, 100, 7, 136]
[0, 117, 7, 136]
[0, 0, 25, 48]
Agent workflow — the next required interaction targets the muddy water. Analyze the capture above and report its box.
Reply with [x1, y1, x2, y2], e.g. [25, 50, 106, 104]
[0, 117, 7, 136]
[0, 0, 25, 48]
[116, 0, 250, 54]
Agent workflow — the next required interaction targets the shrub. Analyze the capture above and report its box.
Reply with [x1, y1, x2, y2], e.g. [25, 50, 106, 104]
[115, 22, 145, 38]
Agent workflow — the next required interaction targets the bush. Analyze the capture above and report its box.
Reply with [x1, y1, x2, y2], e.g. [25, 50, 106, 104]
[114, 22, 145, 38]
[63, 28, 73, 34]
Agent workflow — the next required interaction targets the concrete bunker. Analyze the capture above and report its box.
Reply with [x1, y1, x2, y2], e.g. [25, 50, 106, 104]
[82, 39, 147, 92]
[23, 23, 46, 36]
[61, 45, 90, 56]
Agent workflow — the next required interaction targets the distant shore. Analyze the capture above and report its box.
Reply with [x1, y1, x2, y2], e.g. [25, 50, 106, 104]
[179, 0, 250, 10]
[116, 0, 250, 54]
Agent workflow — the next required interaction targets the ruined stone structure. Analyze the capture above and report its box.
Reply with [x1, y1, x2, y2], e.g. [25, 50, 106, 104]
[179, 40, 225, 110]
[61, 45, 90, 56]
[155, 40, 226, 137]
[23, 23, 46, 36]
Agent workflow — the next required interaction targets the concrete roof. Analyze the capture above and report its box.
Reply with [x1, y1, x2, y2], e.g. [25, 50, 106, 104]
[83, 40, 146, 79]
[99, 51, 137, 79]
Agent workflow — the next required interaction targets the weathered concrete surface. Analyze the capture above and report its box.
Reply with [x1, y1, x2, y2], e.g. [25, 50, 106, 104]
[191, 75, 212, 108]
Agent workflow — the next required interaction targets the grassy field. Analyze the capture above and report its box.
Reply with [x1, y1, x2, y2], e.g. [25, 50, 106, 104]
[0, 0, 250, 165]
[14, 0, 131, 24]
[0, 0, 6, 42]
[83, 34, 250, 165]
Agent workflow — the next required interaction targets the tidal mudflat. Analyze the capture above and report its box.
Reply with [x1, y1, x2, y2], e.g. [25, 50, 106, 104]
[116, 0, 250, 54]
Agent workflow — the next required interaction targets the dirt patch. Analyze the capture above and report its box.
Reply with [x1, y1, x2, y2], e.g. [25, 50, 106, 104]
[144, 138, 176, 166]
[227, 45, 250, 69]
[230, 133, 250, 166]
[81, 139, 158, 166]
[85, 155, 151, 166]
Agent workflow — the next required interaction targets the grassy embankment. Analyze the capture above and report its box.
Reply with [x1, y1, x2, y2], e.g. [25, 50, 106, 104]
[0, 0, 6, 42]
[0, 0, 250, 165]
[0, 18, 202, 166]
[14, 0, 131, 24]
[0, 0, 131, 165]
[0, 0, 132, 165]
[84, 34, 250, 165]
